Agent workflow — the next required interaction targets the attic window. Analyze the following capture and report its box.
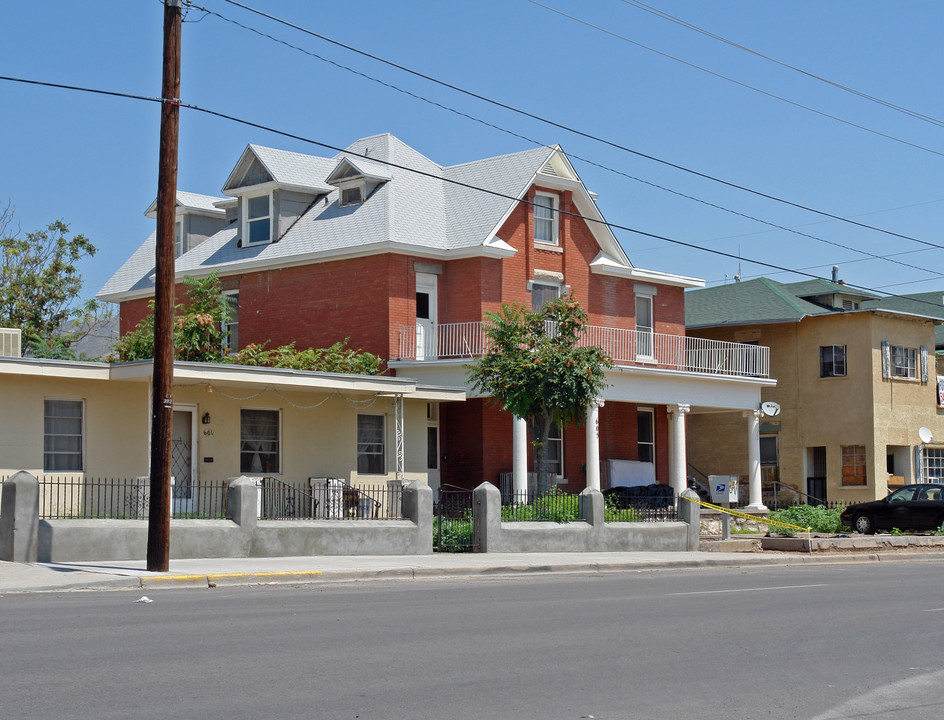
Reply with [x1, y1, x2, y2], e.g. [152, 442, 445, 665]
[340, 183, 364, 207]
[243, 192, 272, 245]
[534, 192, 559, 245]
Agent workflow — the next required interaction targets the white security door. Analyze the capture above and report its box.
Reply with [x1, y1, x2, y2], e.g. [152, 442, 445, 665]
[415, 273, 438, 360]
[171, 408, 196, 515]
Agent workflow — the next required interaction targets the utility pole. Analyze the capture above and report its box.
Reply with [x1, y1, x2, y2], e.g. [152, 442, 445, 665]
[147, 0, 182, 572]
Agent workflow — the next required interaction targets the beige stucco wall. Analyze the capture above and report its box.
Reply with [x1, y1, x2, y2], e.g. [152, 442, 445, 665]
[2, 374, 434, 488]
[688, 311, 943, 503]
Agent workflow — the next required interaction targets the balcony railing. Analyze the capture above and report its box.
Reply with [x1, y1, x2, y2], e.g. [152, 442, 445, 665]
[397, 322, 769, 378]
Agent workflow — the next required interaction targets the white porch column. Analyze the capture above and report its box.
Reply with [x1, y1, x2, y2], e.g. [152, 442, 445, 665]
[512, 415, 528, 499]
[668, 404, 690, 499]
[585, 400, 604, 490]
[744, 409, 768, 511]
[394, 394, 405, 483]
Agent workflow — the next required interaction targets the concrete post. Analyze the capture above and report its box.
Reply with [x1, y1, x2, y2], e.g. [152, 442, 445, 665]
[473, 482, 502, 553]
[512, 415, 528, 500]
[0, 471, 40, 562]
[668, 404, 690, 499]
[402, 481, 433, 554]
[226, 476, 259, 530]
[743, 410, 768, 511]
[585, 401, 603, 491]
[677, 487, 701, 551]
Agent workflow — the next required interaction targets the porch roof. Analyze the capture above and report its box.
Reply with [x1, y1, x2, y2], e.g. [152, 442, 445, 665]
[0, 358, 465, 402]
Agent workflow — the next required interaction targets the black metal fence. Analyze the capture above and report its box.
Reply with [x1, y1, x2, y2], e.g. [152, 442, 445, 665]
[434, 485, 475, 552]
[36, 476, 229, 520]
[306, 478, 403, 520]
[259, 477, 318, 519]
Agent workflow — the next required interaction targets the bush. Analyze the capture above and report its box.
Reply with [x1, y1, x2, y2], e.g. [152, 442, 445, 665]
[502, 489, 580, 523]
[434, 511, 473, 552]
[767, 504, 848, 537]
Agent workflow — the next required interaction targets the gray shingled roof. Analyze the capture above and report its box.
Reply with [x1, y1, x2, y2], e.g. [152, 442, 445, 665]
[685, 278, 834, 328]
[99, 134, 613, 300]
[781, 278, 879, 300]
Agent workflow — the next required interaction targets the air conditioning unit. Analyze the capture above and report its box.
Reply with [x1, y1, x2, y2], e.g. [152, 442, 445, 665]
[0, 328, 22, 358]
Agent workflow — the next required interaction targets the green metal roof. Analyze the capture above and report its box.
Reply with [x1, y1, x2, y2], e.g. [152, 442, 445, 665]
[685, 278, 832, 328]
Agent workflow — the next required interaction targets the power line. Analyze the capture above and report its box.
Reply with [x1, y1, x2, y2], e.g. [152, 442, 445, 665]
[526, 0, 944, 158]
[2, 72, 941, 312]
[193, 3, 944, 279]
[621, 0, 944, 130]
[210, 0, 944, 254]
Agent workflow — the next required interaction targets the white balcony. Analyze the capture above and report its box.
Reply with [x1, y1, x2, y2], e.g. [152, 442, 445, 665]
[397, 322, 769, 379]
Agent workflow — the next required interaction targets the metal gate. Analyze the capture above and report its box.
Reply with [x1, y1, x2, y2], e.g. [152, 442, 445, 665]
[434, 485, 475, 553]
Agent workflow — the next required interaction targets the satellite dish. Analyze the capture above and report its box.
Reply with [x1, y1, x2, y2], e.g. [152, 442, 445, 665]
[919, 427, 934, 444]
[761, 401, 781, 417]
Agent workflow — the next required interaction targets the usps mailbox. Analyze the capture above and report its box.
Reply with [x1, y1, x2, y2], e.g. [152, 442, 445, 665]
[708, 475, 738, 504]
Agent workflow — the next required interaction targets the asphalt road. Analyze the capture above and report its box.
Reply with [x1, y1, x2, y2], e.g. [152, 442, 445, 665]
[2, 562, 944, 719]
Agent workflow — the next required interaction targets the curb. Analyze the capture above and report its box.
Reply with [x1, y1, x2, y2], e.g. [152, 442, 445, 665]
[140, 570, 324, 588]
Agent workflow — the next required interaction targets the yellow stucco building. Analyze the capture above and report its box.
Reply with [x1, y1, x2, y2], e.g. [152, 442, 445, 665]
[685, 278, 944, 505]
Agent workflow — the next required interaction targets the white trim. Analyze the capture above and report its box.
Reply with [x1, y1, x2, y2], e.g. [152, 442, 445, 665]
[590, 253, 704, 288]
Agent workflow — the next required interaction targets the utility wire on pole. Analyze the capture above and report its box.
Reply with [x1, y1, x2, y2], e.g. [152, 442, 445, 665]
[147, 0, 182, 572]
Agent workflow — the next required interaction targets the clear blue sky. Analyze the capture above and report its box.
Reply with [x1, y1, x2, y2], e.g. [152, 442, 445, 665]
[2, 1, 943, 305]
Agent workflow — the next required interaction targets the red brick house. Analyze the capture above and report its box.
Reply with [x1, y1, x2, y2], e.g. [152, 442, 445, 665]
[100, 134, 774, 507]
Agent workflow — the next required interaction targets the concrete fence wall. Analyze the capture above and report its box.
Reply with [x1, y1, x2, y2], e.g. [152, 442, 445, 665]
[0, 475, 433, 563]
[1, 474, 699, 562]
[473, 483, 700, 553]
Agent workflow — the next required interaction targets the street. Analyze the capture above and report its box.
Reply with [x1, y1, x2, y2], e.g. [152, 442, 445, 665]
[2, 562, 943, 719]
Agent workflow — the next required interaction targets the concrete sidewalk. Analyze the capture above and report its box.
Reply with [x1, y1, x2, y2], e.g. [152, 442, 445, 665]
[4, 549, 944, 594]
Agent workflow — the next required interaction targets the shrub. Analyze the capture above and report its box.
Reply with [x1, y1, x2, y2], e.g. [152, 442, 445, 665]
[434, 511, 473, 552]
[767, 504, 847, 537]
[502, 489, 580, 523]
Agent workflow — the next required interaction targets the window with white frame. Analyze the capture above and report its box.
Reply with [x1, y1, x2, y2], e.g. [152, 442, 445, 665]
[892, 346, 917, 378]
[637, 408, 654, 463]
[820, 345, 846, 377]
[222, 291, 239, 354]
[925, 448, 944, 482]
[547, 422, 563, 476]
[636, 294, 654, 358]
[357, 414, 386, 474]
[533, 193, 559, 245]
[240, 409, 280, 473]
[531, 282, 560, 310]
[44, 399, 84, 472]
[174, 219, 184, 258]
[243, 192, 272, 245]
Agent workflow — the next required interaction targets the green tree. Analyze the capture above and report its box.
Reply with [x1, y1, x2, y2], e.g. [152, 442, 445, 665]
[111, 272, 232, 363]
[468, 295, 612, 496]
[0, 201, 106, 354]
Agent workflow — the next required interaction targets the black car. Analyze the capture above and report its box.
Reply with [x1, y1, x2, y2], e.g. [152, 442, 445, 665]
[840, 484, 944, 534]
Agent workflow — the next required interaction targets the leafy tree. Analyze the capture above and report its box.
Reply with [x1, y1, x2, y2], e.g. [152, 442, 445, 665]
[0, 201, 108, 354]
[111, 272, 382, 374]
[110, 272, 230, 363]
[468, 295, 612, 496]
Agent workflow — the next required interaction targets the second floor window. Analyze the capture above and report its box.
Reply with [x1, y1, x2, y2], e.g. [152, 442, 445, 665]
[533, 193, 558, 245]
[174, 219, 184, 258]
[636, 295, 653, 358]
[892, 346, 916, 378]
[222, 291, 239, 354]
[244, 193, 271, 245]
[820, 345, 846, 377]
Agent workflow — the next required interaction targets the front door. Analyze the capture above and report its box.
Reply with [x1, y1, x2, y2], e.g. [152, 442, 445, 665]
[416, 272, 438, 360]
[172, 408, 196, 514]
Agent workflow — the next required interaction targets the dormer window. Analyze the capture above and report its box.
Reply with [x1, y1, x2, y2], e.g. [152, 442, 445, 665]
[534, 192, 559, 245]
[174, 219, 184, 258]
[243, 192, 272, 245]
[340, 183, 364, 207]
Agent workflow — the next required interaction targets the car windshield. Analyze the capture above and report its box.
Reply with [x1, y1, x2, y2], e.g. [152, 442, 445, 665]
[887, 487, 916, 503]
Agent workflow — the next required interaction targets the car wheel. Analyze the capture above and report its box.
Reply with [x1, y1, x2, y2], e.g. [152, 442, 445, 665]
[853, 512, 875, 535]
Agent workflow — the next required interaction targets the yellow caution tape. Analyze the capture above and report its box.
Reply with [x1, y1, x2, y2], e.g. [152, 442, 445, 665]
[682, 496, 811, 534]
